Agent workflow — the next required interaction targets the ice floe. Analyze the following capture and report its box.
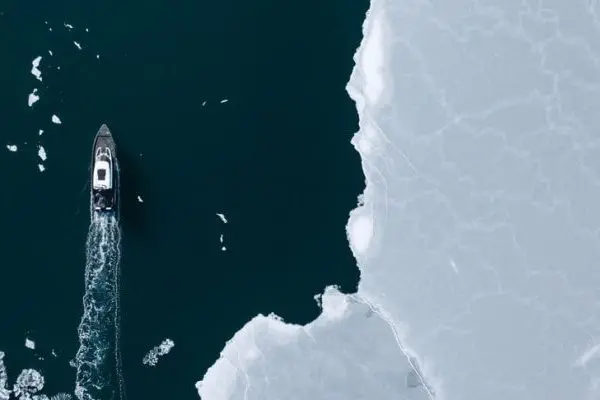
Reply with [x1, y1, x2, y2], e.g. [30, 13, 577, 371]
[38, 164, 45, 172]
[73, 41, 81, 50]
[6, 145, 17, 152]
[216, 213, 228, 223]
[38, 129, 44, 136]
[142, 339, 174, 366]
[28, 88, 39, 107]
[51, 115, 61, 124]
[64, 23, 74, 30]
[137, 195, 143, 203]
[31, 56, 42, 81]
[37, 146, 47, 161]
[220, 99, 228, 104]
[24, 338, 35, 350]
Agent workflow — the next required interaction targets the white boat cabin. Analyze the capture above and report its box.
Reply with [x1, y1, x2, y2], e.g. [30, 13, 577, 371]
[93, 148, 112, 190]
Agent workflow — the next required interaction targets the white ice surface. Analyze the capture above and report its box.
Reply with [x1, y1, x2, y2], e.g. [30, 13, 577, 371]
[6, 145, 17, 152]
[197, 1, 600, 400]
[51, 115, 61, 124]
[196, 287, 429, 400]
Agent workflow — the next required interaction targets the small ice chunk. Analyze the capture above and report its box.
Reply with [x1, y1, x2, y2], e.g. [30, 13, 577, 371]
[221, 246, 226, 251]
[73, 41, 81, 50]
[64, 23, 74, 30]
[25, 338, 35, 350]
[48, 50, 53, 56]
[6, 145, 17, 152]
[142, 339, 174, 367]
[38, 129, 44, 136]
[51, 349, 57, 357]
[220, 99, 228, 104]
[31, 56, 42, 81]
[51, 115, 61, 124]
[96, 54, 100, 59]
[216, 213, 228, 223]
[202, 101, 207, 106]
[37, 146, 47, 161]
[85, 28, 89, 32]
[28, 89, 39, 107]
[137, 195, 143, 203]
[38, 164, 45, 172]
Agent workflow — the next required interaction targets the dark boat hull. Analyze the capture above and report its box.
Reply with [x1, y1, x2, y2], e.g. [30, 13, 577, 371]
[91, 124, 119, 215]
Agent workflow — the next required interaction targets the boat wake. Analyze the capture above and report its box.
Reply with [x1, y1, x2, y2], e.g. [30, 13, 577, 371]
[74, 212, 123, 400]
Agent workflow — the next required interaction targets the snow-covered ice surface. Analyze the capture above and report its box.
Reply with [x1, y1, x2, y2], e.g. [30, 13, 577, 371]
[196, 287, 430, 400]
[197, 1, 600, 400]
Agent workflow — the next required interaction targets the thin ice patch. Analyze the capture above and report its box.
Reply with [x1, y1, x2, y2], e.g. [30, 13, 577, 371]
[142, 339, 174, 367]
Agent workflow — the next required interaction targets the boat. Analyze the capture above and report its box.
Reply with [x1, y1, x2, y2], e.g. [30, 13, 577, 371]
[91, 124, 118, 213]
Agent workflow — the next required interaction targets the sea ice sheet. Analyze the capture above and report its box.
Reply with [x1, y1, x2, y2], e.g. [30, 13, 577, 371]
[196, 287, 429, 400]
[198, 1, 600, 400]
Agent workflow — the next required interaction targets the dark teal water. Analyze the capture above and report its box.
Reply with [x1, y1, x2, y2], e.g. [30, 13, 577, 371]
[0, 1, 367, 398]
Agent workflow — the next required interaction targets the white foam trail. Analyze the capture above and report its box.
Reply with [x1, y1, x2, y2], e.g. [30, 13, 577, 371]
[74, 213, 123, 400]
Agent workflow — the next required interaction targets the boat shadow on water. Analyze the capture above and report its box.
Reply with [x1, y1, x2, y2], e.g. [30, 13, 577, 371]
[116, 145, 148, 238]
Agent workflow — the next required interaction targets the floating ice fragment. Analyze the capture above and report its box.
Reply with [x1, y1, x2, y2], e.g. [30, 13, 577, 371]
[25, 338, 35, 350]
[137, 195, 143, 203]
[28, 89, 39, 107]
[142, 339, 174, 367]
[219, 234, 224, 243]
[216, 213, 228, 223]
[37, 146, 47, 161]
[51, 115, 61, 124]
[38, 129, 44, 136]
[96, 54, 99, 59]
[73, 41, 81, 50]
[220, 99, 228, 104]
[13, 368, 44, 398]
[64, 23, 74, 30]
[51, 349, 57, 357]
[85, 28, 89, 32]
[31, 57, 42, 81]
[202, 101, 207, 106]
[0, 351, 10, 400]
[6, 145, 17, 152]
[38, 164, 45, 172]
